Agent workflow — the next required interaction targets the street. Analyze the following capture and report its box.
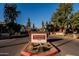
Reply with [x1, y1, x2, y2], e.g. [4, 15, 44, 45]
[0, 37, 79, 56]
[51, 39, 79, 56]
[0, 37, 29, 56]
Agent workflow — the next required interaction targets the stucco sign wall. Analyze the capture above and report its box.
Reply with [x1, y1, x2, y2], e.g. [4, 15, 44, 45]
[31, 33, 47, 43]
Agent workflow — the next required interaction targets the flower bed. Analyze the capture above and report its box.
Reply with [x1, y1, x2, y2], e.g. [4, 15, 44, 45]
[20, 42, 58, 56]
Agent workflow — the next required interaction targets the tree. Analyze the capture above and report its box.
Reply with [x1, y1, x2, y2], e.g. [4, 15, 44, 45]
[33, 23, 35, 29]
[4, 4, 20, 23]
[26, 17, 31, 31]
[51, 3, 73, 33]
[4, 4, 21, 34]
[42, 20, 44, 28]
[71, 11, 79, 33]
[41, 20, 45, 31]
[46, 21, 48, 26]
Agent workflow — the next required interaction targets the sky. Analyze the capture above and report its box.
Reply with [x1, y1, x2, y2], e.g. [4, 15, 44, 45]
[0, 3, 79, 28]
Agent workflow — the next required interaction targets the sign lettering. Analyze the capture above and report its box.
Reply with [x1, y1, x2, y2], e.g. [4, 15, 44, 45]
[31, 33, 47, 43]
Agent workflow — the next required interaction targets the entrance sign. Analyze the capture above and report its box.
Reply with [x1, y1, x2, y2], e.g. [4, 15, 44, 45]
[31, 32, 47, 43]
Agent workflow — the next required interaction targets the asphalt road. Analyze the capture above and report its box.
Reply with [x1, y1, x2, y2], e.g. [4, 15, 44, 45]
[50, 38, 79, 56]
[0, 37, 29, 56]
[0, 37, 79, 56]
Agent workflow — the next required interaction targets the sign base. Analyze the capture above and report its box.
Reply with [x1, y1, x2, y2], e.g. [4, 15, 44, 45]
[20, 42, 58, 56]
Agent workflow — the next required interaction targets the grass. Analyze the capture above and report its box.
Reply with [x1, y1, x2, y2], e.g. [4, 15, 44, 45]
[50, 33, 79, 39]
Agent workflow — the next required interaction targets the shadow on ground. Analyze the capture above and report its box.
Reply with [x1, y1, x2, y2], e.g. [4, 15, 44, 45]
[47, 38, 73, 55]
[0, 42, 26, 48]
[0, 35, 29, 40]
[47, 38, 64, 54]
[50, 42, 61, 54]
[57, 40, 72, 47]
[47, 38, 63, 42]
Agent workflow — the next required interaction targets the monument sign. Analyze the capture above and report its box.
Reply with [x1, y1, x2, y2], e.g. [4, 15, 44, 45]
[31, 32, 47, 43]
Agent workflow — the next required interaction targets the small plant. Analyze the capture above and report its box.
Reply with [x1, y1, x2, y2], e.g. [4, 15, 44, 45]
[26, 43, 53, 54]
